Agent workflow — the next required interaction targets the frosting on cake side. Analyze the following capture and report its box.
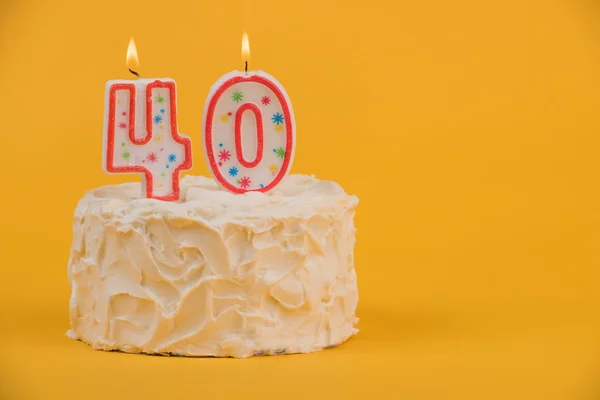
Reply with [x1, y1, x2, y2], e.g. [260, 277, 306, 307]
[67, 174, 359, 358]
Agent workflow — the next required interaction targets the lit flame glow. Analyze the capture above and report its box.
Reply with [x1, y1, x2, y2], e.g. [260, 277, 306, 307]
[242, 32, 250, 62]
[126, 37, 140, 70]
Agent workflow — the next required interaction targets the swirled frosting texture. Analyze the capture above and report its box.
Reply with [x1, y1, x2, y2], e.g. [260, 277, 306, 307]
[67, 175, 359, 358]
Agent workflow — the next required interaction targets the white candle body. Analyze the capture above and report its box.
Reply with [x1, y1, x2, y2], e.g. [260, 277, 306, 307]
[103, 78, 192, 201]
[202, 71, 295, 193]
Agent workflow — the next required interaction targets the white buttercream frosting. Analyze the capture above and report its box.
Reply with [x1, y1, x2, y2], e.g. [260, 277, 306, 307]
[67, 175, 359, 358]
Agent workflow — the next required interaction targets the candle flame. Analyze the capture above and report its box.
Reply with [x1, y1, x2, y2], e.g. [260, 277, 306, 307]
[241, 32, 250, 62]
[126, 37, 140, 71]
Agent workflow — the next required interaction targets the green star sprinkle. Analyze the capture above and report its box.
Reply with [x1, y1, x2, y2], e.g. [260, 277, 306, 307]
[232, 90, 244, 103]
[155, 94, 165, 104]
[121, 151, 131, 161]
[276, 147, 286, 159]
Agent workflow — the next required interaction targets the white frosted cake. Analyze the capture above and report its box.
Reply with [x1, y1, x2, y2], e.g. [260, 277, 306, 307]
[67, 174, 359, 358]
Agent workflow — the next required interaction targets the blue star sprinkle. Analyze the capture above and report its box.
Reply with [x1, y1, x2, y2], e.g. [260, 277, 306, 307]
[153, 115, 163, 124]
[168, 154, 176, 163]
[229, 166, 239, 177]
[271, 112, 284, 125]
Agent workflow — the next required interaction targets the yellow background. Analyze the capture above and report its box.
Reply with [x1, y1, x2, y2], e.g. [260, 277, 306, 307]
[1, 0, 599, 398]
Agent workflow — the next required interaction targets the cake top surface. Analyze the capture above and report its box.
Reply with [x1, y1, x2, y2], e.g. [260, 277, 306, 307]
[77, 174, 358, 225]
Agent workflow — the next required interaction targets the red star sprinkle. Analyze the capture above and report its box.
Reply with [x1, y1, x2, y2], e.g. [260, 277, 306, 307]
[146, 152, 158, 163]
[240, 176, 251, 189]
[218, 150, 231, 162]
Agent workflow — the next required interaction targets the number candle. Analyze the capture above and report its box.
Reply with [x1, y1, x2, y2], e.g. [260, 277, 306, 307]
[202, 32, 296, 193]
[103, 38, 192, 201]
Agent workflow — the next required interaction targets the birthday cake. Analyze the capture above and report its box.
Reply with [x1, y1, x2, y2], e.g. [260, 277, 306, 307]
[67, 174, 359, 358]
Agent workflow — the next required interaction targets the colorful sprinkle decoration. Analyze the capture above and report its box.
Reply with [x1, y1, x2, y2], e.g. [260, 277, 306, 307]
[232, 90, 244, 103]
[240, 176, 251, 189]
[271, 112, 284, 125]
[218, 150, 231, 162]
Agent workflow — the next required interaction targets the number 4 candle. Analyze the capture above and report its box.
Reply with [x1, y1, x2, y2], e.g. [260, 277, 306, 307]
[202, 32, 296, 193]
[103, 38, 192, 201]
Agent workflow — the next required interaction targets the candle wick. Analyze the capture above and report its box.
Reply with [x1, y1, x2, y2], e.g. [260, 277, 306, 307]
[245, 61, 248, 74]
[128, 68, 141, 80]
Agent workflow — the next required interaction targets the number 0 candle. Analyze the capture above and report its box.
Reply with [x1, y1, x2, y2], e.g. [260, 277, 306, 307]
[202, 32, 296, 193]
[103, 38, 192, 201]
